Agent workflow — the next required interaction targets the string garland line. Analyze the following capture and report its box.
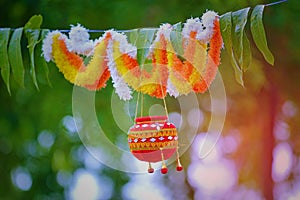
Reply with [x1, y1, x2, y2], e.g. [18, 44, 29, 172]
[0, 0, 287, 33]
[0, 27, 160, 33]
[39, 10, 222, 100]
[266, 0, 287, 7]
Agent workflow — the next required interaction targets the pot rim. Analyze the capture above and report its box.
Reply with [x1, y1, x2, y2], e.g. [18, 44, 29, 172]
[135, 115, 168, 123]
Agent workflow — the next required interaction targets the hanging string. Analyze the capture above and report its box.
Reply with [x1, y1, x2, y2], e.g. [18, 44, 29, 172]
[160, 80, 169, 117]
[134, 92, 140, 120]
[162, 91, 169, 117]
[140, 93, 144, 117]
[59, 29, 135, 33]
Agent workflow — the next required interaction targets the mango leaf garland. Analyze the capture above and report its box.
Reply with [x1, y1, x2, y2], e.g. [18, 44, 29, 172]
[8, 28, 25, 88]
[242, 32, 252, 71]
[128, 29, 138, 45]
[24, 15, 43, 90]
[251, 5, 274, 65]
[134, 28, 156, 65]
[0, 28, 11, 94]
[36, 29, 51, 86]
[219, 3, 275, 86]
[220, 12, 244, 86]
[170, 22, 184, 56]
[231, 7, 251, 71]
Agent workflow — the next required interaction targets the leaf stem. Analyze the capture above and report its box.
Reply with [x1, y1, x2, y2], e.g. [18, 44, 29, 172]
[266, 0, 288, 7]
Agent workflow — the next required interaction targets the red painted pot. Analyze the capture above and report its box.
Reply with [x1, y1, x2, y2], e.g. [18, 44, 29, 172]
[128, 115, 178, 163]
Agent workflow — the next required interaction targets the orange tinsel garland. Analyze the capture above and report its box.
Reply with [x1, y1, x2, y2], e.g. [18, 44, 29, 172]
[51, 33, 111, 90]
[196, 18, 223, 93]
[43, 10, 223, 100]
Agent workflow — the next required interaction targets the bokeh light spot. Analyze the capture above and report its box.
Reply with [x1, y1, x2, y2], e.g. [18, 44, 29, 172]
[38, 130, 55, 149]
[272, 142, 294, 182]
[68, 169, 113, 200]
[274, 121, 290, 141]
[11, 167, 33, 191]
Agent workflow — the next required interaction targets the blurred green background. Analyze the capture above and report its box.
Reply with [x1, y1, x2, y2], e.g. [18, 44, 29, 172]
[1, 0, 300, 199]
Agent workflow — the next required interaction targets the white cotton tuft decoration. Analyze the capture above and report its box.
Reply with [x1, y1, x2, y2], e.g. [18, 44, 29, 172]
[167, 78, 179, 98]
[42, 31, 63, 62]
[149, 23, 173, 55]
[66, 24, 95, 55]
[110, 31, 137, 58]
[201, 10, 218, 29]
[69, 24, 90, 42]
[106, 31, 133, 100]
[182, 18, 203, 39]
[196, 10, 218, 42]
[112, 76, 133, 100]
[154, 23, 173, 42]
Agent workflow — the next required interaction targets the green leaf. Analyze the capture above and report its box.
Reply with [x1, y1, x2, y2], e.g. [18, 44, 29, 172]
[8, 27, 25, 88]
[230, 51, 244, 86]
[251, 5, 274, 65]
[170, 22, 184, 56]
[24, 15, 43, 30]
[24, 15, 43, 90]
[0, 28, 11, 94]
[232, 7, 251, 71]
[128, 29, 138, 45]
[242, 33, 252, 71]
[220, 12, 244, 86]
[134, 28, 156, 65]
[35, 29, 51, 86]
[25, 30, 40, 90]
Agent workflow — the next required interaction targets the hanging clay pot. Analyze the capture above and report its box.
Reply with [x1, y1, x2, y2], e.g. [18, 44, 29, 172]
[128, 115, 183, 174]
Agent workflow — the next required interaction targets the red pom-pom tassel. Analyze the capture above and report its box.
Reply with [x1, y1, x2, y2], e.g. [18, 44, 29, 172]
[176, 166, 183, 171]
[161, 167, 168, 174]
[148, 162, 154, 173]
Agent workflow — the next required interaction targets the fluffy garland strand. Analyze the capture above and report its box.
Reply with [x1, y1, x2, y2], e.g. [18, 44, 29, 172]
[42, 10, 222, 100]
